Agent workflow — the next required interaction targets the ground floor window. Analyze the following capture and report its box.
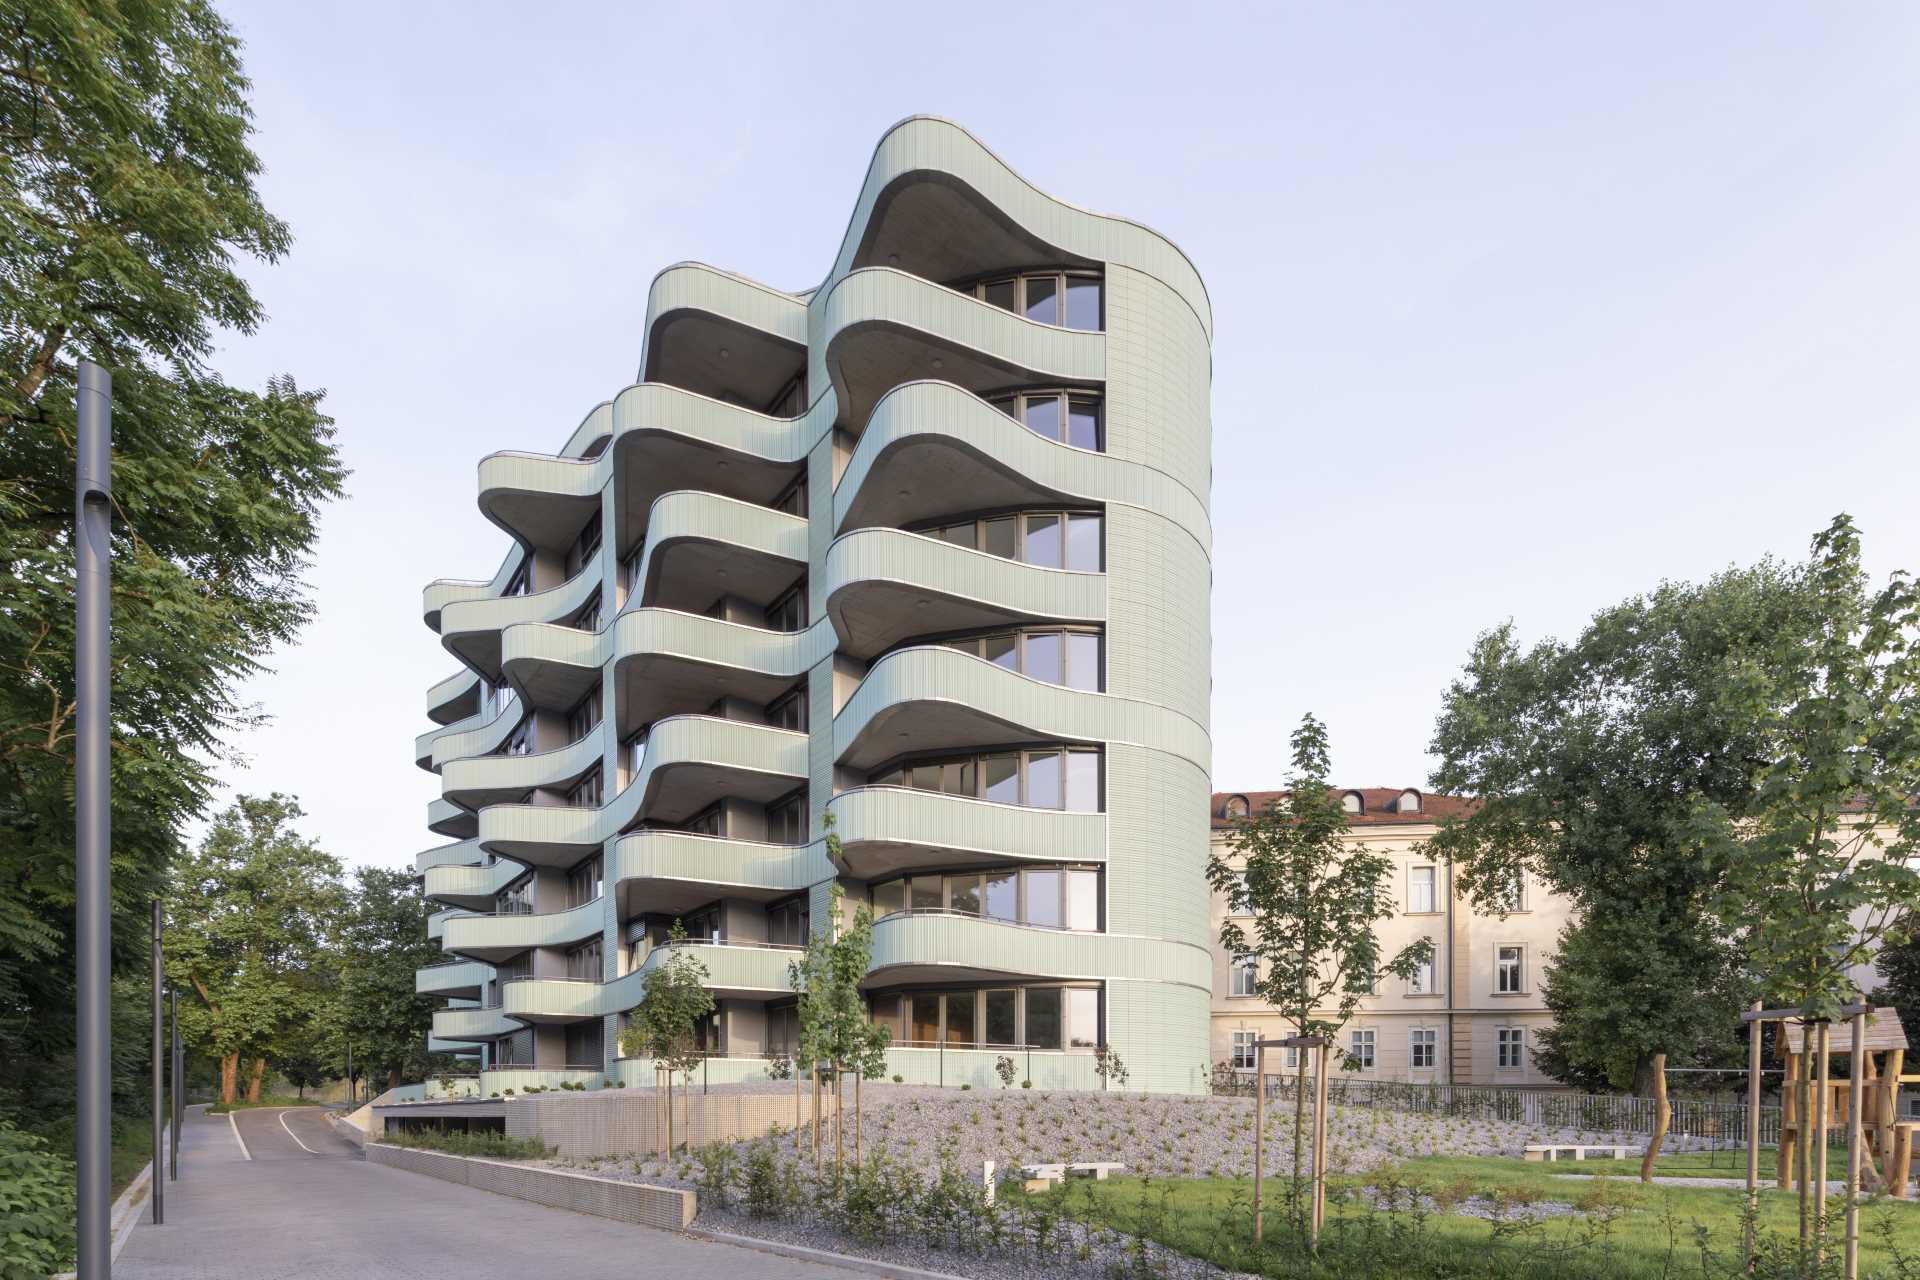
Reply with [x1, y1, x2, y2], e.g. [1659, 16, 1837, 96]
[1230, 1030, 1256, 1070]
[870, 984, 1099, 1050]
[1497, 1027, 1525, 1070]
[1410, 1027, 1437, 1069]
[1348, 1028, 1375, 1070]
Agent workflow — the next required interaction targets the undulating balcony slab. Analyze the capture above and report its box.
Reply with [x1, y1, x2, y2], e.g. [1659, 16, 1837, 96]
[867, 911, 1210, 993]
[415, 960, 491, 999]
[826, 786, 1106, 880]
[609, 828, 834, 920]
[628, 490, 806, 614]
[414, 838, 485, 876]
[421, 859, 522, 912]
[431, 1005, 519, 1043]
[426, 668, 481, 726]
[440, 566, 602, 681]
[439, 725, 602, 812]
[499, 977, 603, 1024]
[441, 897, 604, 963]
[416, 697, 520, 772]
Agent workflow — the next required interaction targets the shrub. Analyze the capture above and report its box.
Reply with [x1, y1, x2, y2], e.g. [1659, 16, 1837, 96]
[503, 1089, 515, 1096]
[692, 1140, 737, 1209]
[1021, 1080, 1033, 1089]
[960, 1083, 972, 1091]
[892, 1074, 904, 1084]
[380, 1129, 550, 1159]
[741, 1139, 794, 1220]
[995, 1055, 1017, 1088]
[768, 1055, 793, 1081]
[0, 1121, 74, 1278]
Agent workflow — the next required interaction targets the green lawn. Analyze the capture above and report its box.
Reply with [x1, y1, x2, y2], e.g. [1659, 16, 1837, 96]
[1564, 1148, 1854, 1182]
[1034, 1155, 1920, 1279]
[111, 1125, 154, 1198]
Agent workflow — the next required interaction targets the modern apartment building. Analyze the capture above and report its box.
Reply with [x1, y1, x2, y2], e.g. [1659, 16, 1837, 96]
[1207, 789, 1573, 1087]
[413, 117, 1214, 1095]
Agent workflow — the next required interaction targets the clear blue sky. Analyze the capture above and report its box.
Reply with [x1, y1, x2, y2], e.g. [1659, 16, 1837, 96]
[204, 1, 1920, 870]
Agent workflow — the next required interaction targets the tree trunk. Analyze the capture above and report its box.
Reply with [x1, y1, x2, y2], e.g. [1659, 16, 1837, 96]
[388, 1067, 400, 1090]
[219, 1053, 239, 1106]
[834, 1066, 845, 1181]
[246, 1056, 267, 1104]
[1293, 1053, 1309, 1230]
[1640, 1052, 1669, 1182]
[855, 1071, 862, 1166]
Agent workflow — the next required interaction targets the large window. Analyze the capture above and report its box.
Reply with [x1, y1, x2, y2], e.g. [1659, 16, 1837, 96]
[987, 390, 1103, 452]
[767, 582, 807, 633]
[767, 898, 809, 948]
[870, 985, 1100, 1050]
[920, 511, 1103, 572]
[1407, 865, 1437, 914]
[869, 865, 1100, 931]
[772, 472, 808, 516]
[1496, 946, 1525, 994]
[566, 854, 602, 908]
[765, 790, 806, 844]
[500, 719, 532, 757]
[1230, 1030, 1257, 1071]
[1409, 942, 1435, 995]
[572, 589, 602, 633]
[566, 937, 602, 982]
[869, 747, 1102, 812]
[1410, 1028, 1437, 1070]
[767, 685, 808, 732]
[564, 1019, 603, 1067]
[619, 544, 642, 606]
[565, 511, 602, 579]
[971, 271, 1102, 331]
[940, 627, 1102, 692]
[504, 559, 531, 598]
[1230, 955, 1258, 997]
[494, 875, 533, 916]
[568, 692, 601, 743]
[566, 768, 603, 810]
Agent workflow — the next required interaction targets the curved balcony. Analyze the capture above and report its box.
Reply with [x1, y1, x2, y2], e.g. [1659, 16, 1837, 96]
[416, 960, 491, 1000]
[427, 797, 477, 840]
[638, 262, 808, 401]
[426, 669, 482, 726]
[834, 379, 1210, 550]
[423, 548, 522, 633]
[823, 526, 1103, 660]
[609, 829, 834, 920]
[440, 897, 604, 964]
[834, 645, 1211, 774]
[477, 715, 808, 868]
[499, 977, 602, 1025]
[439, 567, 601, 682]
[431, 1004, 519, 1043]
[816, 266, 1103, 431]
[439, 727, 602, 812]
[422, 859, 522, 912]
[825, 786, 1106, 880]
[866, 911, 1211, 993]
[416, 696, 520, 773]
[415, 838, 485, 876]
[427, 906, 478, 941]
[428, 1038, 482, 1058]
[828, 116, 1211, 341]
[476, 450, 602, 552]
[627, 490, 806, 614]
[598, 940, 800, 1012]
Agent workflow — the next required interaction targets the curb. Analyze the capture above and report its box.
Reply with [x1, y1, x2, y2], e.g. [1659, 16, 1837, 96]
[686, 1226, 972, 1280]
[52, 1157, 153, 1280]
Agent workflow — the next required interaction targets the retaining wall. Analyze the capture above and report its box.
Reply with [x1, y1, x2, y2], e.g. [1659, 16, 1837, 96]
[366, 1143, 695, 1229]
[505, 1089, 794, 1158]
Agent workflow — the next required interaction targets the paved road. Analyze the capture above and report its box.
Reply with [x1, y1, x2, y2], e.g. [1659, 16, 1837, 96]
[118, 1105, 855, 1278]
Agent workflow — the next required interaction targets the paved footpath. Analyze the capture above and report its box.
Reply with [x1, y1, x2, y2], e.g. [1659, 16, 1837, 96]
[118, 1105, 855, 1279]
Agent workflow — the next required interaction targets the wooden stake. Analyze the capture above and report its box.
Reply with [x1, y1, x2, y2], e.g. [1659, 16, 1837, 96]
[1311, 1041, 1330, 1248]
[811, 1063, 821, 1163]
[1252, 1044, 1266, 1242]
[1846, 1007, 1865, 1280]
[1745, 1000, 1762, 1269]
[1815, 1022, 1832, 1265]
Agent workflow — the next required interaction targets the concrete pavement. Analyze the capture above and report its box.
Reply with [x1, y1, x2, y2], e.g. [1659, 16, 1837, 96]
[116, 1104, 855, 1278]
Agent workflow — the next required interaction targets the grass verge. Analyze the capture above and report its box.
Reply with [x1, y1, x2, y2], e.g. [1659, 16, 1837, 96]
[1033, 1155, 1920, 1279]
[205, 1094, 325, 1114]
[377, 1129, 551, 1159]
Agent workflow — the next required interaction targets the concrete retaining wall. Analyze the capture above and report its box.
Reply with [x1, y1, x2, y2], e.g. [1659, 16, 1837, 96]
[367, 1143, 695, 1229]
[505, 1089, 794, 1158]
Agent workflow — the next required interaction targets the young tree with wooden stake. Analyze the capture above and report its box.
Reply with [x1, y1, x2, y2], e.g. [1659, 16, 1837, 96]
[1206, 715, 1431, 1241]
[616, 920, 715, 1155]
[1709, 516, 1920, 1278]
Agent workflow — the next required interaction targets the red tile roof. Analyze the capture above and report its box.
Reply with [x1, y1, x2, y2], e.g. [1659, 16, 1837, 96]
[1209, 787, 1476, 829]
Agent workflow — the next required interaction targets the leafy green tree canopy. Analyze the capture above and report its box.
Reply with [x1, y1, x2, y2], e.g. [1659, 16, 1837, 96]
[329, 866, 450, 1089]
[0, 0, 345, 1127]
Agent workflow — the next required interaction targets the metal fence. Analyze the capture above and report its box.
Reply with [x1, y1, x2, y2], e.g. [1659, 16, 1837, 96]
[1215, 1074, 1782, 1146]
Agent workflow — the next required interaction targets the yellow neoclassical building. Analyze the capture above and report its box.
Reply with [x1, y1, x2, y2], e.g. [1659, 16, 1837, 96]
[1207, 788, 1574, 1088]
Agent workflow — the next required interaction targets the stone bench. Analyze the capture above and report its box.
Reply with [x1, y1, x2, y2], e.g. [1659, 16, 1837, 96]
[1020, 1161, 1127, 1190]
[1523, 1144, 1637, 1163]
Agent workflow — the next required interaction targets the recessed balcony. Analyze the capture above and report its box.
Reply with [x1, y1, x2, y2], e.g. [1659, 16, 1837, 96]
[476, 715, 808, 868]
[602, 939, 800, 1009]
[816, 267, 1103, 430]
[825, 786, 1106, 880]
[609, 610, 830, 731]
[823, 526, 1104, 660]
[639, 263, 807, 407]
[431, 1004, 519, 1043]
[866, 911, 1210, 992]
[476, 451, 602, 553]
[609, 829, 833, 920]
[498, 977, 602, 1025]
[440, 897, 603, 963]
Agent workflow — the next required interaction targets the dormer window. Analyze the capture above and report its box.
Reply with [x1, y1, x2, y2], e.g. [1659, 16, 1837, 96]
[1223, 795, 1249, 820]
[1341, 792, 1364, 814]
[1397, 789, 1421, 814]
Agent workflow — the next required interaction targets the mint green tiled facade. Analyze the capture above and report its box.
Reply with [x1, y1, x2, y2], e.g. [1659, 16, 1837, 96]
[412, 118, 1212, 1095]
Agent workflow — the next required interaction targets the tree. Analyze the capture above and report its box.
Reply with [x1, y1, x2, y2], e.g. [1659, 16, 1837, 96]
[331, 866, 447, 1090]
[1205, 714, 1430, 1233]
[616, 920, 714, 1154]
[1424, 557, 1816, 1099]
[164, 795, 344, 1104]
[789, 813, 891, 1177]
[1714, 516, 1920, 1020]
[0, 2, 345, 1134]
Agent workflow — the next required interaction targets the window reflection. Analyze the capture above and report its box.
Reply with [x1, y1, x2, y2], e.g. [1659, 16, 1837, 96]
[920, 511, 1102, 572]
[870, 747, 1102, 811]
[972, 271, 1103, 332]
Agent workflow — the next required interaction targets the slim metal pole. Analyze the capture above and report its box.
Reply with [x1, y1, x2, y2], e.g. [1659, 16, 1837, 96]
[169, 987, 181, 1181]
[75, 360, 113, 1280]
[150, 901, 163, 1226]
[1745, 1000, 1762, 1267]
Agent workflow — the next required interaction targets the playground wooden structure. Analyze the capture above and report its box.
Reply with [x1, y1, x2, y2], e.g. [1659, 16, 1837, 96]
[1742, 998, 1917, 1280]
